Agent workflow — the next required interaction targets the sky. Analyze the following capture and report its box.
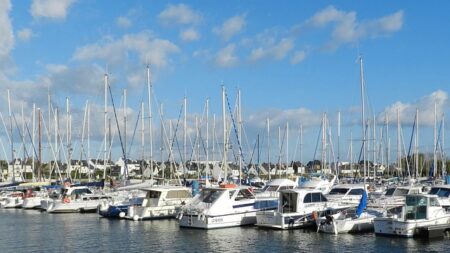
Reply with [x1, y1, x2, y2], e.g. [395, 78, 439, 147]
[0, 0, 449, 165]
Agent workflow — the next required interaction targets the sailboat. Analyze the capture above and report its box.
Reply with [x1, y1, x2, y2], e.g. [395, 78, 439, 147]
[317, 190, 383, 234]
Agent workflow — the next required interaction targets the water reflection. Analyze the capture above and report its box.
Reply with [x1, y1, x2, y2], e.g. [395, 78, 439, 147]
[0, 210, 447, 253]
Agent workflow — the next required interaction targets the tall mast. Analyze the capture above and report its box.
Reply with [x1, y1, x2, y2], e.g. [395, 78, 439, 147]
[415, 108, 419, 179]
[147, 65, 154, 182]
[103, 73, 108, 179]
[300, 124, 303, 166]
[278, 126, 281, 177]
[222, 86, 227, 182]
[38, 108, 42, 181]
[184, 96, 187, 175]
[141, 102, 145, 181]
[267, 118, 271, 180]
[206, 98, 209, 183]
[195, 116, 200, 180]
[359, 56, 367, 186]
[433, 102, 437, 178]
[160, 103, 164, 181]
[66, 97, 71, 180]
[286, 121, 289, 177]
[442, 114, 446, 178]
[321, 113, 326, 173]
[7, 90, 14, 181]
[238, 89, 242, 183]
[87, 102, 91, 181]
[397, 108, 401, 177]
[337, 111, 341, 180]
[350, 131, 353, 175]
[21, 104, 25, 181]
[123, 89, 127, 158]
[373, 114, 376, 179]
[385, 113, 390, 176]
[32, 104, 36, 181]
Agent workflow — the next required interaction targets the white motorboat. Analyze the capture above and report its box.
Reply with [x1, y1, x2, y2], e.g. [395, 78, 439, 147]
[368, 185, 423, 208]
[178, 184, 277, 229]
[374, 194, 450, 237]
[254, 178, 297, 198]
[256, 188, 346, 229]
[0, 191, 24, 208]
[22, 188, 50, 209]
[326, 184, 367, 206]
[46, 186, 110, 213]
[125, 186, 192, 221]
[428, 185, 450, 207]
[297, 174, 336, 194]
[317, 191, 383, 234]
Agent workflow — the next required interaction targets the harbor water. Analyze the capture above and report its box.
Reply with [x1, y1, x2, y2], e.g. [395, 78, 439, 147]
[0, 209, 447, 253]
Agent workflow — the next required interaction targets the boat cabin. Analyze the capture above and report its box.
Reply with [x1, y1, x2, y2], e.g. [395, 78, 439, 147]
[279, 189, 328, 213]
[141, 187, 192, 207]
[403, 195, 444, 220]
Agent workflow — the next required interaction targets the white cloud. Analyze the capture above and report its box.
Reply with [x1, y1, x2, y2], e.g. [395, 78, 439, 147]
[214, 43, 238, 67]
[214, 14, 246, 41]
[378, 90, 448, 127]
[290, 50, 306, 64]
[158, 4, 201, 26]
[304, 6, 404, 50]
[116, 16, 132, 29]
[30, 0, 76, 20]
[0, 0, 13, 58]
[180, 28, 200, 42]
[17, 28, 34, 42]
[73, 31, 179, 69]
[247, 108, 322, 129]
[249, 38, 294, 62]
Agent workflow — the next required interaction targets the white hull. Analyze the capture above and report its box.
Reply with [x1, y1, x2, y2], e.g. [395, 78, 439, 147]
[256, 210, 313, 229]
[179, 211, 257, 229]
[126, 205, 179, 221]
[46, 199, 104, 213]
[22, 197, 44, 209]
[374, 216, 450, 237]
[0, 198, 23, 208]
[318, 216, 374, 234]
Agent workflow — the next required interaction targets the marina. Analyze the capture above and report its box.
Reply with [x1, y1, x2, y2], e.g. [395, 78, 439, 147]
[1, 1, 450, 252]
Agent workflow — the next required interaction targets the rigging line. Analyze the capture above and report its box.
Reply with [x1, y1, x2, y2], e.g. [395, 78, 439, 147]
[225, 90, 246, 167]
[108, 81, 128, 180]
[127, 105, 142, 157]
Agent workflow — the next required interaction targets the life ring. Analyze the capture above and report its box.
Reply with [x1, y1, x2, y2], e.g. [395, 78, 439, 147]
[312, 211, 318, 220]
[63, 198, 70, 204]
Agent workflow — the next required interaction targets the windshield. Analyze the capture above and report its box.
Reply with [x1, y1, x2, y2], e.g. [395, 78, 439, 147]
[429, 188, 450, 197]
[328, 188, 349, 195]
[393, 188, 409, 196]
[385, 188, 396, 196]
[262, 185, 279, 192]
[199, 189, 224, 204]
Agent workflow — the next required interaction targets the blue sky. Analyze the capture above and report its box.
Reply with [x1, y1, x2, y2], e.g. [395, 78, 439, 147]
[0, 0, 449, 164]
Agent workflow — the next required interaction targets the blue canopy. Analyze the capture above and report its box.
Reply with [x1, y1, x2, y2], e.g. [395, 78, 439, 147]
[356, 190, 367, 218]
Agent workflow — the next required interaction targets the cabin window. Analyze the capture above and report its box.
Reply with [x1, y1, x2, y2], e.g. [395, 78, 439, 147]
[385, 188, 395, 196]
[263, 186, 278, 192]
[166, 190, 191, 199]
[348, 189, 364, 195]
[429, 188, 450, 197]
[303, 193, 312, 203]
[281, 192, 297, 213]
[200, 189, 223, 204]
[229, 190, 236, 199]
[147, 191, 161, 199]
[393, 188, 408, 196]
[235, 189, 255, 201]
[279, 186, 293, 190]
[328, 188, 348, 195]
[405, 196, 427, 220]
[72, 188, 92, 195]
[430, 198, 440, 207]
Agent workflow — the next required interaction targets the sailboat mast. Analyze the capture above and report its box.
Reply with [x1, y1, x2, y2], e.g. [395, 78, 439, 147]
[7, 90, 14, 181]
[103, 73, 108, 179]
[359, 56, 366, 186]
[433, 102, 437, 178]
[147, 65, 154, 182]
[238, 89, 242, 183]
[267, 118, 271, 180]
[206, 98, 209, 182]
[184, 96, 187, 176]
[32, 104, 36, 181]
[337, 111, 341, 180]
[222, 86, 227, 182]
[397, 108, 401, 177]
[141, 102, 145, 182]
[123, 89, 127, 158]
[415, 108, 419, 179]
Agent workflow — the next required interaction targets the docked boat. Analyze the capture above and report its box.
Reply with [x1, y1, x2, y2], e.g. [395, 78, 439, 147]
[368, 185, 423, 208]
[125, 186, 192, 221]
[428, 185, 450, 207]
[297, 174, 336, 194]
[178, 184, 277, 229]
[22, 188, 52, 209]
[256, 188, 346, 229]
[46, 186, 110, 213]
[254, 178, 297, 198]
[0, 191, 24, 208]
[374, 194, 450, 237]
[326, 184, 367, 206]
[317, 191, 383, 234]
